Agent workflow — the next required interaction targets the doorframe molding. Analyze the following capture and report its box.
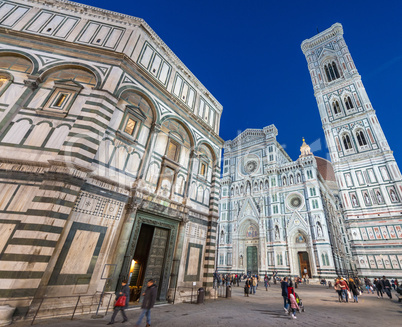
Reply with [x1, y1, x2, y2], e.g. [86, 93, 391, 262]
[120, 210, 179, 301]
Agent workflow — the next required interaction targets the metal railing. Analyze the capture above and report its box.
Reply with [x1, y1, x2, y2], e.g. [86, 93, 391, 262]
[4, 292, 115, 325]
[174, 287, 199, 303]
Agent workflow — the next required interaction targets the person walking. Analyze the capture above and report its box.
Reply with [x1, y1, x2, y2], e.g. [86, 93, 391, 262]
[364, 277, 374, 294]
[381, 276, 392, 299]
[289, 293, 299, 319]
[334, 278, 342, 302]
[264, 275, 269, 291]
[244, 278, 251, 297]
[281, 277, 290, 312]
[135, 279, 157, 327]
[337, 278, 349, 302]
[374, 278, 383, 298]
[252, 276, 257, 294]
[348, 278, 359, 303]
[107, 279, 130, 325]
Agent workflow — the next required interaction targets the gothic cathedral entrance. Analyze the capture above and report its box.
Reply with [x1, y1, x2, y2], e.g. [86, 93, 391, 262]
[247, 246, 258, 274]
[298, 251, 311, 278]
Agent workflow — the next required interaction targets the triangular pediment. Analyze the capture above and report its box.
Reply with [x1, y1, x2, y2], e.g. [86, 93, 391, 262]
[286, 210, 308, 232]
[54, 79, 83, 90]
[126, 105, 147, 121]
[318, 48, 335, 60]
[239, 197, 259, 219]
[231, 129, 265, 147]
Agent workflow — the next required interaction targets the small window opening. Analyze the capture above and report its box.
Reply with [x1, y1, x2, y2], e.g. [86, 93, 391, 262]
[333, 101, 341, 114]
[54, 94, 68, 107]
[124, 118, 136, 135]
[200, 163, 207, 176]
[356, 131, 367, 146]
[343, 135, 353, 150]
[345, 96, 354, 109]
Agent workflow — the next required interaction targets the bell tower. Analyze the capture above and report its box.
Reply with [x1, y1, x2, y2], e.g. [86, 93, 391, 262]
[301, 23, 402, 277]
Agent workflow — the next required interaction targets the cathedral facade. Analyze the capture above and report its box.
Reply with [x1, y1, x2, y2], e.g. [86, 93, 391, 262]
[217, 125, 351, 280]
[0, 0, 222, 316]
[302, 23, 402, 278]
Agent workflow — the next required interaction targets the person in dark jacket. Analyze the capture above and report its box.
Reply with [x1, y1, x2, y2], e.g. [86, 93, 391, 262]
[244, 278, 251, 296]
[374, 278, 383, 298]
[281, 277, 289, 312]
[380, 276, 392, 299]
[135, 279, 157, 327]
[107, 279, 130, 325]
[348, 278, 359, 302]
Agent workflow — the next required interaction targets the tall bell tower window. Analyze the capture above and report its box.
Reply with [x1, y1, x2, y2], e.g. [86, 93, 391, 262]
[356, 130, 367, 146]
[344, 96, 354, 109]
[333, 101, 341, 114]
[332, 62, 340, 78]
[342, 134, 353, 150]
[324, 61, 341, 82]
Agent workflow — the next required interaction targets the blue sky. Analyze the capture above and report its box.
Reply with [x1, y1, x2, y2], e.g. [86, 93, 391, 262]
[76, 0, 402, 164]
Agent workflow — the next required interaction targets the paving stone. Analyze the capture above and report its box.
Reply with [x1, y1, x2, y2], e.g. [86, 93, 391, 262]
[13, 284, 401, 327]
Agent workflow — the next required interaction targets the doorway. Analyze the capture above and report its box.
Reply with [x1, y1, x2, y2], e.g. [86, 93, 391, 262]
[247, 246, 258, 274]
[298, 251, 311, 278]
[128, 224, 169, 303]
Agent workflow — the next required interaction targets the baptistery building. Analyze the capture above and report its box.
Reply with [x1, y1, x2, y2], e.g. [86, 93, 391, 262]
[0, 0, 222, 317]
[217, 125, 351, 280]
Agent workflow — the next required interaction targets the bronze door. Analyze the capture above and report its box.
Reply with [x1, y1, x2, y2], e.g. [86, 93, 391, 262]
[141, 227, 169, 300]
[298, 251, 311, 278]
[247, 246, 258, 274]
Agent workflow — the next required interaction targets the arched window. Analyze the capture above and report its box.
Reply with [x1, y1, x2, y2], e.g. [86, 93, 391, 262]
[344, 96, 354, 110]
[282, 176, 287, 186]
[324, 61, 340, 82]
[342, 134, 353, 150]
[332, 62, 340, 78]
[328, 63, 336, 80]
[332, 101, 341, 114]
[356, 130, 367, 146]
[324, 65, 331, 82]
[246, 182, 251, 195]
[0, 55, 33, 73]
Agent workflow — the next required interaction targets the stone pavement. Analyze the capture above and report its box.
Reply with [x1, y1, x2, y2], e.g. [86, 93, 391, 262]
[13, 284, 402, 327]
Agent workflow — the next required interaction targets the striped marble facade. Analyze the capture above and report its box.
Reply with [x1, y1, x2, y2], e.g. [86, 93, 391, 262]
[0, 0, 223, 316]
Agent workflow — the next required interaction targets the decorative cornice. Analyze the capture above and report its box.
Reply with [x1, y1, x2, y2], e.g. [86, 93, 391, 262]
[301, 23, 343, 54]
[23, 0, 223, 111]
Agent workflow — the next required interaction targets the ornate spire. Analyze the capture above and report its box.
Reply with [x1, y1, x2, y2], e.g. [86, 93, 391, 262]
[299, 137, 312, 157]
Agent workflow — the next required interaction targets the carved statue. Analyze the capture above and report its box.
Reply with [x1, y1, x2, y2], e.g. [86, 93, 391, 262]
[390, 189, 397, 202]
[317, 224, 323, 237]
[364, 192, 370, 205]
[376, 192, 383, 203]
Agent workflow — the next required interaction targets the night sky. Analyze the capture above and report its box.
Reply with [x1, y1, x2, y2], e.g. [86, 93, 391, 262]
[74, 0, 402, 164]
